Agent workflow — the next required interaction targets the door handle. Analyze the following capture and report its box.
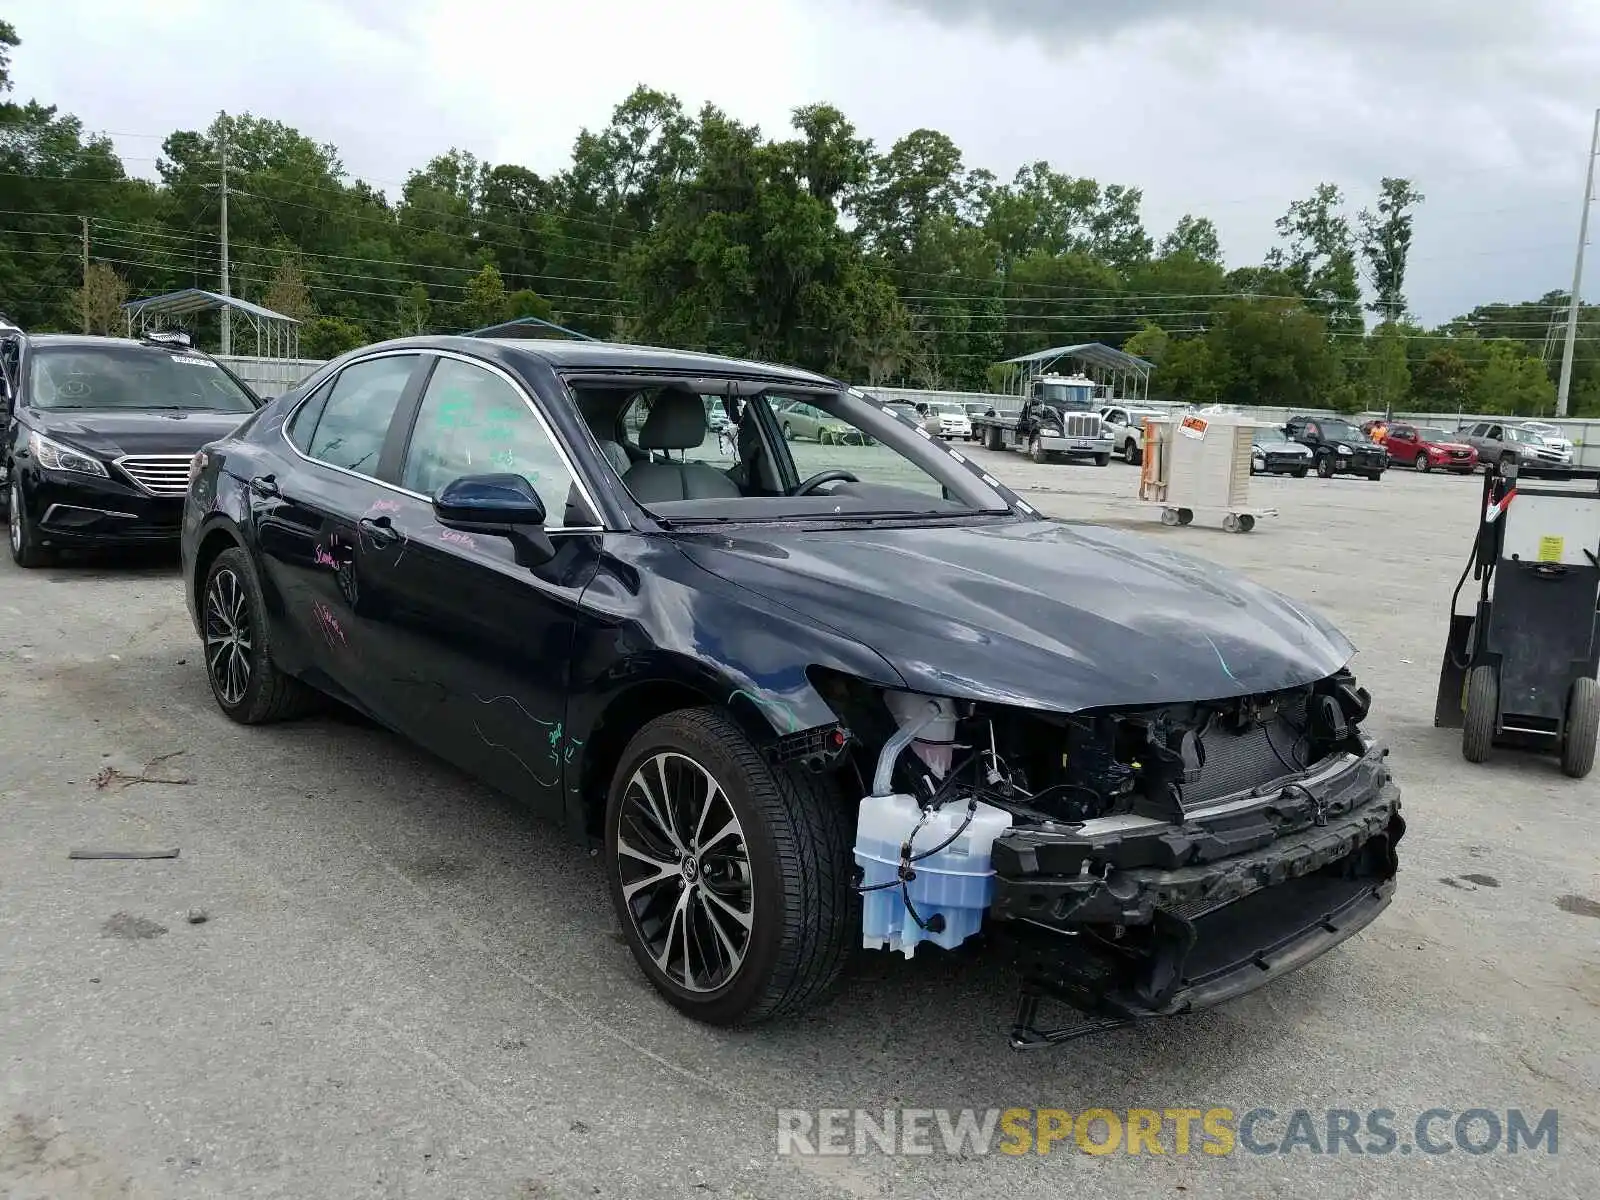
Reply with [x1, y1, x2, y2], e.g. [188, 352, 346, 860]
[358, 515, 400, 547]
[249, 474, 280, 499]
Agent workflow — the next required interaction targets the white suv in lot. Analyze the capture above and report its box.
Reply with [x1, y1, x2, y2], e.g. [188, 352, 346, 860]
[926, 400, 973, 440]
[1099, 404, 1163, 464]
[1518, 421, 1575, 465]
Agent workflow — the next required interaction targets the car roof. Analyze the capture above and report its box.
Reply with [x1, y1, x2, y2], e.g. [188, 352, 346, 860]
[25, 333, 194, 353]
[465, 336, 839, 387]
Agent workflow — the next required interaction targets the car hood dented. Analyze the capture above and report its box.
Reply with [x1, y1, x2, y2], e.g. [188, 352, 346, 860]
[679, 518, 1354, 713]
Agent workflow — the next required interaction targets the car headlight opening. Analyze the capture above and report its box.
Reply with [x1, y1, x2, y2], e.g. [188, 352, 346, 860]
[29, 430, 108, 477]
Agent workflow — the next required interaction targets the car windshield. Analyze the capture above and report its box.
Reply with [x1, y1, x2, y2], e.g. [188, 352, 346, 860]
[1506, 427, 1545, 445]
[29, 344, 257, 412]
[1319, 420, 1361, 442]
[1418, 427, 1449, 442]
[585, 382, 1013, 525]
[1254, 428, 1288, 444]
[1523, 422, 1557, 435]
[929, 401, 965, 415]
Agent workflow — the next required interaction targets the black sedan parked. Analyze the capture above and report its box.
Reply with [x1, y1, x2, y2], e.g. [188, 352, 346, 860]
[181, 336, 1402, 1041]
[3, 332, 260, 566]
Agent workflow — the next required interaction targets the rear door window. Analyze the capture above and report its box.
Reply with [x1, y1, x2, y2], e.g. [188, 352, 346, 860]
[305, 355, 420, 475]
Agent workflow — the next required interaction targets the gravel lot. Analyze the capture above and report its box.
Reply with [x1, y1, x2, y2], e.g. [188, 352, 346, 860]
[2, 452, 1597, 1199]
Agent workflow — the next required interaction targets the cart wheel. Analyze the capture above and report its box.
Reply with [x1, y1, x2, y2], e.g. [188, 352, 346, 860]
[1560, 677, 1599, 778]
[1238, 514, 1256, 533]
[1462, 664, 1498, 763]
[1177, 508, 1194, 526]
[1223, 513, 1240, 533]
[1160, 507, 1180, 527]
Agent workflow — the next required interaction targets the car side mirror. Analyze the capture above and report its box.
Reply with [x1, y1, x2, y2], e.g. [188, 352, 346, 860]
[433, 472, 555, 568]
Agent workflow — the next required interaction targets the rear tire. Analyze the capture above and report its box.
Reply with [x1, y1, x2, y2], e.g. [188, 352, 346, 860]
[603, 707, 853, 1026]
[1177, 508, 1194, 526]
[1560, 677, 1598, 779]
[782, 423, 794, 441]
[201, 547, 322, 724]
[1462, 664, 1498, 763]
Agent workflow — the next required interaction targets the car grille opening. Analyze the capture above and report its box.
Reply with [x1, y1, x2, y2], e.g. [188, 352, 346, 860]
[1064, 414, 1101, 439]
[115, 454, 193, 497]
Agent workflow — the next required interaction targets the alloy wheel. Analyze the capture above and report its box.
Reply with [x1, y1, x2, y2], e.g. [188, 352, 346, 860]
[615, 751, 753, 994]
[8, 484, 20, 554]
[204, 567, 253, 706]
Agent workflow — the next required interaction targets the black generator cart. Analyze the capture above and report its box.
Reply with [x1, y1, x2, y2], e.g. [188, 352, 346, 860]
[1435, 460, 1600, 777]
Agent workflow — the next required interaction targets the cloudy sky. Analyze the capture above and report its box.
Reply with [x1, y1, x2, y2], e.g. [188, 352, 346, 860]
[9, 0, 1600, 326]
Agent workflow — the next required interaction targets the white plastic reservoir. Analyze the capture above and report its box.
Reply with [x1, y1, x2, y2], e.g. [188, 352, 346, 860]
[854, 792, 1014, 957]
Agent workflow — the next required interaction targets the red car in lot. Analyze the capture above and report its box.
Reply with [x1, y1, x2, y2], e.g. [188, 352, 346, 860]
[1382, 423, 1479, 474]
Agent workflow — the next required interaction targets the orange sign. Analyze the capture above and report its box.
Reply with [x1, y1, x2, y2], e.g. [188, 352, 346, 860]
[1179, 414, 1208, 440]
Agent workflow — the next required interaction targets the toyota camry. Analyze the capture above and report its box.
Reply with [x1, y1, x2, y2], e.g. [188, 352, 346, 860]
[180, 335, 1403, 1045]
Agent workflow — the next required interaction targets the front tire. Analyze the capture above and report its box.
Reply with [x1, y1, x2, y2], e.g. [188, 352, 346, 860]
[1030, 440, 1050, 464]
[1415, 455, 1430, 473]
[604, 707, 853, 1026]
[1316, 455, 1334, 479]
[8, 481, 51, 568]
[1093, 452, 1110, 467]
[201, 547, 321, 724]
[1125, 439, 1143, 465]
[1560, 677, 1598, 779]
[1462, 664, 1498, 763]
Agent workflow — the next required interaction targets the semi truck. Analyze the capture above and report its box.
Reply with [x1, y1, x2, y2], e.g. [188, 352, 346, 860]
[970, 373, 1114, 466]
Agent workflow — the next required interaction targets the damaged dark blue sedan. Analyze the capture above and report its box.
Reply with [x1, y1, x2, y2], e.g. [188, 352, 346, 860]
[180, 335, 1403, 1045]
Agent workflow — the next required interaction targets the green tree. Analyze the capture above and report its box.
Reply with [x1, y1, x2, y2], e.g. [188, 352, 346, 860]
[1361, 324, 1411, 414]
[1159, 336, 1237, 405]
[1122, 321, 1169, 365]
[1206, 297, 1339, 407]
[1268, 183, 1362, 334]
[394, 282, 431, 336]
[1468, 341, 1557, 415]
[1359, 178, 1424, 323]
[299, 316, 367, 358]
[1411, 346, 1473, 412]
[76, 260, 127, 335]
[263, 256, 313, 322]
[461, 262, 510, 329]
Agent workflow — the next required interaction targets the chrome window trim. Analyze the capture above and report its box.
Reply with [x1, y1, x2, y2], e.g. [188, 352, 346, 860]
[277, 347, 605, 534]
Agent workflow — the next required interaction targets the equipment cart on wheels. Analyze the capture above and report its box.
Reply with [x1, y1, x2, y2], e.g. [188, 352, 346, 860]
[1434, 461, 1600, 777]
[1138, 410, 1277, 534]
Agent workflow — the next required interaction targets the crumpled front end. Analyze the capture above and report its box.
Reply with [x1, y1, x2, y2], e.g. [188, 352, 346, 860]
[993, 739, 1403, 1044]
[818, 663, 1404, 1047]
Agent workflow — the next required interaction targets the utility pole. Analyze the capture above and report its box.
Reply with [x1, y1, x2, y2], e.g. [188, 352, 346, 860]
[80, 216, 89, 333]
[219, 113, 231, 356]
[1556, 107, 1600, 418]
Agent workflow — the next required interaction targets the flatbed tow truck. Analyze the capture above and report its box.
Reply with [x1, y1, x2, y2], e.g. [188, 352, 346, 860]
[971, 372, 1115, 465]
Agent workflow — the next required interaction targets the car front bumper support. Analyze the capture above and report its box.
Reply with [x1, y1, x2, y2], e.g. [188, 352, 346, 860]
[989, 746, 1405, 1045]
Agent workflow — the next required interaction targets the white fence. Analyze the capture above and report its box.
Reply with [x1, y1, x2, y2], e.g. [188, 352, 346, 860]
[218, 355, 1600, 468]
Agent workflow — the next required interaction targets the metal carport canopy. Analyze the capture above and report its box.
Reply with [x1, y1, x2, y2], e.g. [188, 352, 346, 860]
[121, 288, 298, 325]
[1002, 343, 1154, 372]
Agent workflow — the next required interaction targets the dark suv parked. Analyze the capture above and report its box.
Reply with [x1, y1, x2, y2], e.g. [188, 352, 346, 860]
[1285, 415, 1387, 480]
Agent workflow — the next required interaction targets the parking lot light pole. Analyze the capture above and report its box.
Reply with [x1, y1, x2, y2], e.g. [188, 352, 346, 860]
[1556, 106, 1599, 419]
